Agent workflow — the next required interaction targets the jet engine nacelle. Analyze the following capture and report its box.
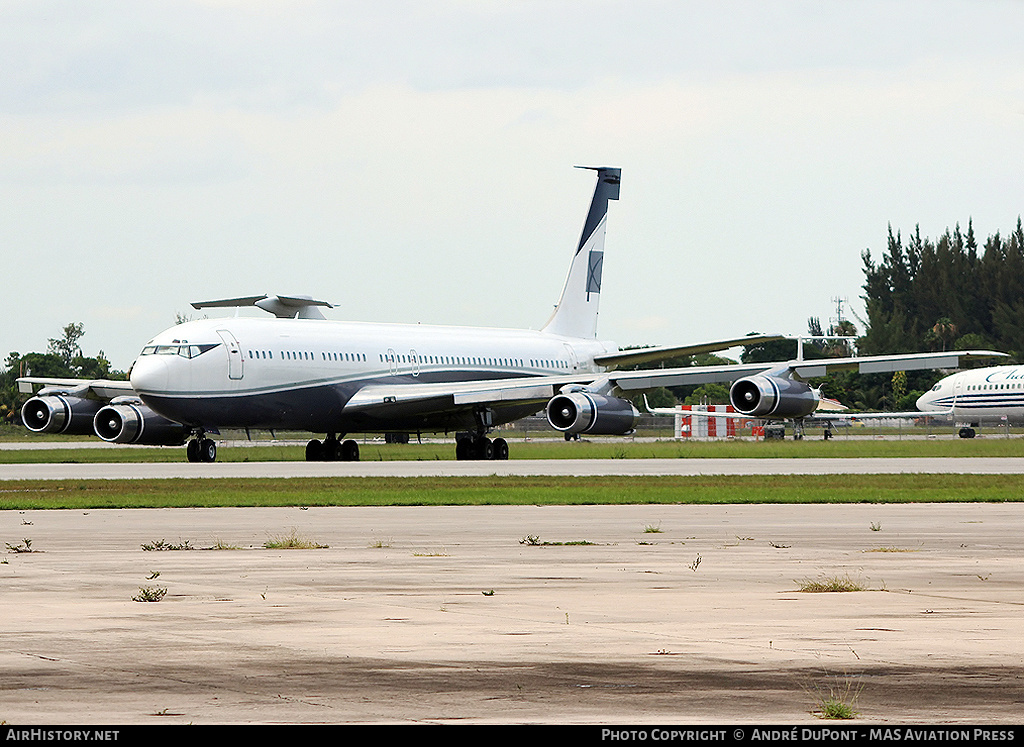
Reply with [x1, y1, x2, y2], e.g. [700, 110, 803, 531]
[93, 399, 190, 446]
[729, 375, 819, 418]
[21, 394, 102, 435]
[546, 392, 639, 435]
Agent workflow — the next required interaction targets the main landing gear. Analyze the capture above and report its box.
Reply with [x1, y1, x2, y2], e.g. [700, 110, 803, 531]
[306, 434, 360, 461]
[186, 436, 218, 463]
[455, 434, 509, 461]
[454, 408, 509, 461]
[958, 427, 977, 439]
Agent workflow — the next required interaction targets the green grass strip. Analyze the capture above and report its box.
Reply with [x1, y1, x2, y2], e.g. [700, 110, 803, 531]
[2, 437, 1024, 464]
[2, 474, 1023, 510]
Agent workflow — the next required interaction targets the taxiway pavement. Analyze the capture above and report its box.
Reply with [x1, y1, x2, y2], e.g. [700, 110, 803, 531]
[2, 502, 1023, 724]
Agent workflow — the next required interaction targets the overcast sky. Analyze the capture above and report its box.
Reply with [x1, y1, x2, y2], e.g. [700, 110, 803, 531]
[3, 0, 1023, 370]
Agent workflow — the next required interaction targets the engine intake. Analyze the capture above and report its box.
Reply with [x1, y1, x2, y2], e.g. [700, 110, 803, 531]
[93, 399, 189, 446]
[546, 392, 639, 435]
[729, 375, 819, 418]
[21, 394, 102, 435]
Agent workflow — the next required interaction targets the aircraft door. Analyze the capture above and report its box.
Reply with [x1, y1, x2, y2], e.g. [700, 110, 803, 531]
[563, 343, 580, 372]
[216, 329, 244, 380]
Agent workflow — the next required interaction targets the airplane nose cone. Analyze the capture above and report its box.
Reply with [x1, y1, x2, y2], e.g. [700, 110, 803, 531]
[130, 355, 170, 394]
[916, 390, 932, 411]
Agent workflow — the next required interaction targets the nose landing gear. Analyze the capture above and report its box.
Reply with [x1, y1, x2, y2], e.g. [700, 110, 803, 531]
[186, 436, 218, 463]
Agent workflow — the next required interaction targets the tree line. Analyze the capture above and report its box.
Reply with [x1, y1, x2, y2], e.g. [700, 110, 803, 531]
[860, 218, 1024, 360]
[0, 323, 125, 423]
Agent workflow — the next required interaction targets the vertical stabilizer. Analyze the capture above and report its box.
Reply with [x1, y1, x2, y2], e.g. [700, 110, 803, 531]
[542, 166, 620, 339]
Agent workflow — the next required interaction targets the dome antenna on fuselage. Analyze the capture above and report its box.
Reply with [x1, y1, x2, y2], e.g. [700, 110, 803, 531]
[190, 294, 334, 320]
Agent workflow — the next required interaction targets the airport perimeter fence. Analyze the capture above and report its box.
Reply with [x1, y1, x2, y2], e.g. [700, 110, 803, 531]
[490, 414, 1013, 442]
[207, 414, 1015, 443]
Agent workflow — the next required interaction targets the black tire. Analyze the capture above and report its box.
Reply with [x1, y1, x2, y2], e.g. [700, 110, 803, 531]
[492, 437, 509, 460]
[474, 437, 494, 460]
[200, 438, 217, 463]
[306, 439, 324, 461]
[186, 439, 201, 463]
[322, 438, 342, 461]
[341, 439, 360, 462]
[456, 437, 473, 460]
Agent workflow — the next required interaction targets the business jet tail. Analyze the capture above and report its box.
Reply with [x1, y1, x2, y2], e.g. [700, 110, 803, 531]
[542, 166, 620, 339]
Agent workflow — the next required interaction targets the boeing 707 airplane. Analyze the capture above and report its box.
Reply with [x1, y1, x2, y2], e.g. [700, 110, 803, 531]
[17, 167, 1005, 461]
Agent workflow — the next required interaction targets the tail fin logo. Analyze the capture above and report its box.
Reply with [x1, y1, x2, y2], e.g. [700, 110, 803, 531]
[587, 250, 603, 298]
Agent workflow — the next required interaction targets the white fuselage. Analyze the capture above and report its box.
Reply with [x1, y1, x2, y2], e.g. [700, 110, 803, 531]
[128, 316, 616, 433]
[916, 365, 1024, 425]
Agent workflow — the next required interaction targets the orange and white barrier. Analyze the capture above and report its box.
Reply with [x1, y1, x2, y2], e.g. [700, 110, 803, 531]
[675, 405, 741, 439]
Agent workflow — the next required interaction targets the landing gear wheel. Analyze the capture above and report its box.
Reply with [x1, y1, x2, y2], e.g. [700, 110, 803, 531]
[476, 437, 494, 461]
[199, 438, 217, 463]
[322, 437, 342, 462]
[187, 439, 201, 463]
[455, 434, 507, 460]
[958, 427, 977, 439]
[341, 439, 360, 462]
[492, 437, 509, 460]
[305, 439, 324, 461]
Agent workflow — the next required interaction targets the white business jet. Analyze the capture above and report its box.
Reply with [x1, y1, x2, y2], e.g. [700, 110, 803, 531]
[18, 167, 1005, 461]
[916, 364, 1024, 437]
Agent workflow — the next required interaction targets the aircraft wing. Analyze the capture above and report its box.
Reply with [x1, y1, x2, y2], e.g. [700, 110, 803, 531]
[16, 377, 135, 400]
[340, 349, 1005, 422]
[593, 334, 786, 369]
[841, 409, 953, 421]
[342, 377, 576, 418]
[605, 349, 1007, 393]
[646, 403, 951, 422]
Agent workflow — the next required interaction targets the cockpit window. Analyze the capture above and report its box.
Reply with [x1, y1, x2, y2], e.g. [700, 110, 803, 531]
[140, 343, 219, 359]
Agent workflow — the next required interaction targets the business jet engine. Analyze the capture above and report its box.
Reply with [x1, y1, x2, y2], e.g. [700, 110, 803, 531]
[21, 393, 103, 435]
[729, 375, 819, 418]
[546, 392, 639, 436]
[93, 398, 190, 446]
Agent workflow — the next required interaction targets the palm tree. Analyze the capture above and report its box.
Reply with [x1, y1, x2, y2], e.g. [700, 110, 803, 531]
[931, 317, 957, 352]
